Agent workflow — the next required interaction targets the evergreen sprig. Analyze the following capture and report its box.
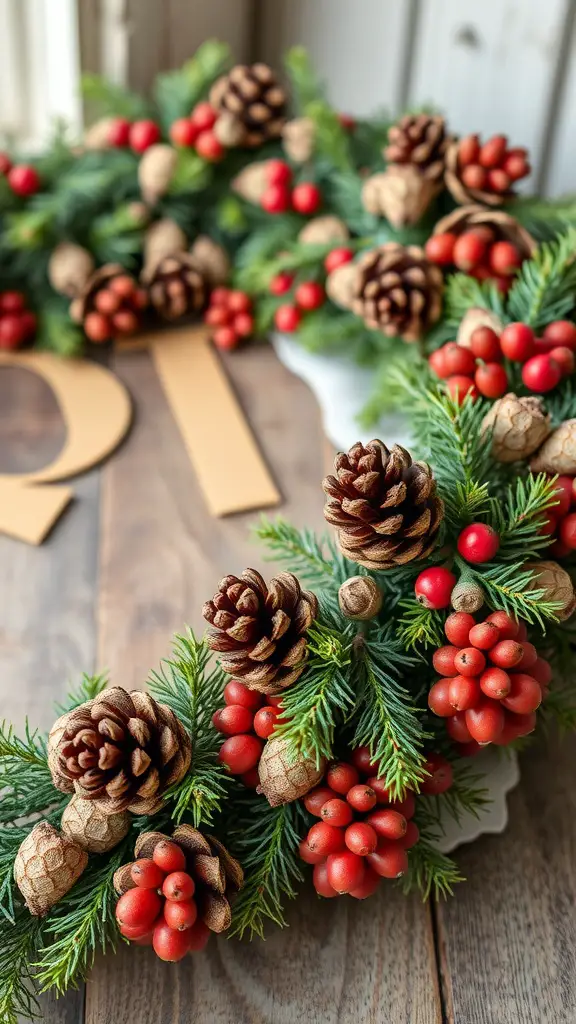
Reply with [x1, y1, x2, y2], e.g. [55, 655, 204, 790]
[402, 834, 464, 901]
[490, 473, 560, 562]
[421, 760, 491, 827]
[54, 672, 109, 715]
[506, 227, 576, 330]
[0, 904, 42, 1024]
[0, 725, 63, 828]
[468, 560, 559, 628]
[396, 600, 445, 652]
[255, 516, 338, 588]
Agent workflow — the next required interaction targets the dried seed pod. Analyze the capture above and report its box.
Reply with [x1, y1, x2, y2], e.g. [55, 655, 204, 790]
[257, 735, 325, 807]
[524, 561, 576, 621]
[282, 117, 315, 163]
[138, 144, 178, 205]
[451, 579, 485, 613]
[189, 235, 230, 287]
[457, 306, 504, 349]
[338, 576, 383, 620]
[530, 420, 576, 475]
[61, 795, 131, 854]
[326, 262, 359, 310]
[84, 117, 116, 150]
[298, 215, 350, 246]
[14, 822, 88, 916]
[48, 242, 95, 299]
[482, 394, 551, 463]
[213, 112, 246, 148]
[361, 166, 440, 228]
[231, 161, 270, 204]
[142, 218, 188, 280]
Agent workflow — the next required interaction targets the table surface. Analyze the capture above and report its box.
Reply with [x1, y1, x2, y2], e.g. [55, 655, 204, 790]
[1, 345, 576, 1024]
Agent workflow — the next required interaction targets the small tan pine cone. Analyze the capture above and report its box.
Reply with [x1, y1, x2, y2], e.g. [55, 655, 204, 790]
[14, 822, 88, 916]
[84, 117, 116, 150]
[48, 242, 96, 299]
[61, 795, 131, 854]
[338, 577, 383, 620]
[231, 161, 270, 204]
[524, 561, 576, 621]
[457, 307, 503, 348]
[362, 166, 440, 228]
[298, 215, 350, 246]
[138, 144, 179, 205]
[189, 236, 230, 287]
[257, 735, 325, 807]
[530, 420, 576, 475]
[482, 394, 551, 463]
[214, 112, 246, 148]
[142, 218, 188, 280]
[282, 117, 315, 163]
[326, 262, 359, 310]
[451, 579, 485, 613]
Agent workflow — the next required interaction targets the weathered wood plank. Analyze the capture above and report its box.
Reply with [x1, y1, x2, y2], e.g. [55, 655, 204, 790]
[437, 733, 576, 1023]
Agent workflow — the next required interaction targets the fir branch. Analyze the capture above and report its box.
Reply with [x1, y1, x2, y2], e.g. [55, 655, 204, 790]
[396, 600, 445, 653]
[490, 473, 560, 562]
[54, 673, 109, 715]
[304, 99, 353, 172]
[469, 560, 560, 628]
[0, 827, 35, 922]
[505, 228, 576, 330]
[0, 903, 43, 1024]
[443, 272, 506, 327]
[421, 760, 491, 828]
[153, 39, 232, 129]
[284, 46, 326, 113]
[81, 73, 150, 120]
[228, 797, 307, 939]
[540, 676, 576, 734]
[402, 835, 463, 901]
[0, 722, 64, 828]
[255, 516, 337, 587]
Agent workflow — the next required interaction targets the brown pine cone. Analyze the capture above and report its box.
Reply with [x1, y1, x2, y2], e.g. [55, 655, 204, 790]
[432, 205, 536, 263]
[257, 735, 325, 807]
[114, 825, 243, 933]
[14, 822, 88, 916]
[48, 686, 192, 815]
[352, 243, 443, 342]
[323, 441, 444, 569]
[210, 63, 287, 148]
[203, 569, 318, 694]
[145, 253, 207, 320]
[385, 114, 451, 184]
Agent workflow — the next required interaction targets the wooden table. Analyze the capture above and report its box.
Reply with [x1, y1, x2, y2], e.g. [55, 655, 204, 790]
[1, 346, 576, 1024]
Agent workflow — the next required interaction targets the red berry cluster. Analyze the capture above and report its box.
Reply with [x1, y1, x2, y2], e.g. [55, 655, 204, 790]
[299, 749, 427, 899]
[0, 153, 41, 197]
[270, 247, 353, 334]
[213, 679, 283, 785]
[203, 288, 254, 350]
[107, 117, 162, 153]
[455, 133, 531, 196]
[429, 320, 576, 403]
[115, 840, 210, 961]
[260, 160, 322, 216]
[540, 474, 576, 556]
[0, 291, 37, 350]
[426, 227, 524, 293]
[84, 274, 148, 343]
[428, 610, 551, 750]
[169, 103, 224, 162]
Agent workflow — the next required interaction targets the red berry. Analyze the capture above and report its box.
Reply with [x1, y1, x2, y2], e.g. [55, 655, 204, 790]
[445, 612, 476, 647]
[480, 666, 511, 699]
[240, 767, 260, 788]
[253, 706, 280, 739]
[349, 867, 381, 900]
[169, 118, 198, 147]
[116, 888, 162, 930]
[485, 611, 519, 639]
[211, 286, 231, 306]
[388, 791, 416, 820]
[344, 822, 378, 856]
[470, 326, 502, 362]
[324, 247, 354, 273]
[366, 808, 407, 840]
[112, 309, 139, 335]
[212, 705, 254, 736]
[269, 272, 294, 295]
[494, 710, 536, 746]
[292, 182, 322, 215]
[223, 680, 262, 709]
[304, 786, 337, 817]
[428, 678, 454, 717]
[488, 241, 522, 276]
[105, 117, 130, 147]
[460, 164, 488, 190]
[531, 657, 552, 688]
[446, 375, 478, 404]
[119, 921, 154, 940]
[502, 673, 542, 715]
[321, 798, 353, 827]
[457, 523, 500, 563]
[295, 281, 325, 311]
[130, 859, 165, 890]
[465, 700, 505, 743]
[448, 674, 481, 711]
[196, 131, 224, 162]
[429, 347, 450, 379]
[517, 622, 528, 641]
[8, 164, 40, 196]
[312, 861, 339, 898]
[0, 291, 25, 314]
[274, 304, 301, 332]
[457, 740, 482, 757]
[502, 150, 530, 181]
[266, 159, 292, 186]
[326, 762, 360, 795]
[454, 647, 486, 678]
[551, 476, 574, 517]
[469, 621, 500, 650]
[446, 712, 473, 744]
[0, 152, 12, 175]
[442, 342, 477, 377]
[425, 233, 457, 265]
[432, 645, 459, 676]
[298, 838, 325, 865]
[152, 840, 186, 874]
[338, 113, 356, 131]
[205, 305, 230, 327]
[548, 346, 574, 377]
[109, 275, 135, 298]
[522, 354, 562, 393]
[475, 362, 508, 398]
[225, 290, 250, 314]
[516, 642, 538, 670]
[365, 776, 391, 804]
[350, 745, 380, 776]
[95, 289, 121, 315]
[499, 322, 535, 362]
[560, 512, 576, 549]
[0, 315, 26, 349]
[489, 640, 524, 669]
[162, 871, 195, 902]
[543, 321, 576, 351]
[458, 134, 480, 166]
[326, 851, 365, 894]
[479, 135, 507, 168]
[261, 184, 291, 213]
[366, 842, 408, 879]
[414, 567, 456, 609]
[399, 820, 420, 850]
[346, 784, 377, 813]
[420, 754, 453, 795]
[307, 822, 346, 856]
[187, 919, 211, 952]
[129, 120, 161, 152]
[191, 102, 217, 132]
[453, 232, 487, 272]
[486, 168, 511, 193]
[19, 311, 37, 339]
[163, 898, 198, 931]
[152, 920, 192, 962]
[219, 734, 263, 774]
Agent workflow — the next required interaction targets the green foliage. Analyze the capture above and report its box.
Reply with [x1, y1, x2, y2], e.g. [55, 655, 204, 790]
[421, 759, 491, 827]
[0, 723, 62, 829]
[284, 46, 325, 112]
[402, 834, 464, 901]
[506, 227, 576, 329]
[490, 473, 560, 562]
[396, 600, 445, 652]
[81, 73, 150, 121]
[443, 272, 505, 328]
[305, 99, 353, 172]
[468, 559, 559, 628]
[255, 516, 340, 588]
[153, 39, 232, 130]
[0, 904, 42, 1024]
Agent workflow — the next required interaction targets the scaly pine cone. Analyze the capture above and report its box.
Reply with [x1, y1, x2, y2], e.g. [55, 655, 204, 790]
[48, 686, 192, 815]
[203, 569, 318, 694]
[61, 795, 131, 853]
[145, 253, 207, 320]
[323, 441, 444, 570]
[257, 735, 325, 807]
[385, 114, 451, 184]
[14, 822, 88, 916]
[114, 825, 243, 933]
[482, 394, 551, 463]
[530, 420, 576, 475]
[352, 243, 443, 342]
[362, 166, 440, 229]
[210, 64, 287, 148]
[525, 561, 576, 621]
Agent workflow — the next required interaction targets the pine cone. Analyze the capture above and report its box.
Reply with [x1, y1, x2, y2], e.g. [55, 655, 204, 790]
[530, 420, 576, 475]
[114, 825, 243, 933]
[61, 795, 131, 853]
[298, 216, 350, 246]
[385, 114, 451, 184]
[282, 117, 315, 162]
[257, 735, 325, 807]
[145, 253, 207, 320]
[210, 64, 287, 148]
[138, 144, 178, 205]
[352, 243, 443, 342]
[432, 205, 536, 262]
[482, 394, 551, 463]
[189, 236, 230, 288]
[203, 569, 318, 694]
[48, 242, 95, 298]
[14, 822, 88, 916]
[457, 306, 503, 348]
[525, 561, 576, 621]
[69, 264, 146, 342]
[326, 262, 359, 310]
[362, 166, 440, 228]
[48, 686, 192, 815]
[323, 441, 444, 570]
[338, 576, 383, 620]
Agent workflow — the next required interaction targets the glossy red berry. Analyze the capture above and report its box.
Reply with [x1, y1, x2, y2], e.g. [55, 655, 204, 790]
[461, 164, 488, 190]
[170, 118, 198, 147]
[448, 674, 481, 711]
[488, 241, 522, 276]
[479, 134, 507, 168]
[446, 712, 473, 744]
[399, 820, 420, 850]
[502, 149, 530, 181]
[428, 678, 454, 717]
[465, 700, 505, 743]
[350, 745, 379, 776]
[414, 567, 456, 609]
[326, 762, 360, 795]
[233, 312, 254, 338]
[489, 640, 524, 669]
[195, 131, 224, 162]
[432, 645, 459, 676]
[458, 134, 480, 165]
[212, 704, 254, 736]
[295, 281, 325, 310]
[344, 822, 378, 856]
[453, 232, 487, 271]
[388, 791, 416, 820]
[485, 611, 519, 639]
[162, 871, 195, 902]
[326, 851, 365, 894]
[152, 920, 192, 962]
[499, 322, 535, 362]
[365, 776, 391, 803]
[266, 159, 292, 186]
[366, 842, 408, 879]
[116, 888, 162, 930]
[269, 272, 294, 295]
[522, 354, 562, 393]
[543, 320, 576, 351]
[468, 621, 500, 650]
[7, 164, 40, 196]
[307, 821, 346, 856]
[457, 523, 500, 563]
[324, 247, 353, 273]
[429, 347, 449, 379]
[516, 642, 537, 670]
[441, 342, 476, 377]
[190, 102, 217, 131]
[487, 168, 511, 193]
[454, 647, 486, 678]
[219, 734, 263, 774]
[129, 120, 161, 152]
[548, 346, 574, 377]
[321, 798, 353, 827]
[551, 476, 573, 518]
[475, 362, 508, 398]
[560, 512, 576, 549]
[531, 657, 552, 688]
[346, 784, 377, 813]
[108, 117, 131, 146]
[119, 921, 154, 940]
[445, 612, 476, 647]
[274, 304, 301, 332]
[152, 840, 186, 874]
[223, 680, 262, 709]
[446, 374, 478, 404]
[0, 315, 26, 349]
[425, 233, 457, 265]
[502, 673, 542, 715]
[240, 767, 260, 788]
[253, 706, 280, 739]
[470, 326, 502, 362]
[420, 754, 453, 795]
[312, 860, 339, 898]
[479, 666, 511, 699]
[163, 898, 198, 931]
[292, 182, 322, 215]
[298, 838, 325, 865]
[130, 859, 165, 890]
[261, 184, 291, 213]
[304, 786, 337, 817]
[349, 867, 381, 900]
[366, 808, 407, 840]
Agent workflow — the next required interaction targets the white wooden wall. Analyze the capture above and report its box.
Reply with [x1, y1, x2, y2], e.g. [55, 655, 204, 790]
[257, 0, 576, 197]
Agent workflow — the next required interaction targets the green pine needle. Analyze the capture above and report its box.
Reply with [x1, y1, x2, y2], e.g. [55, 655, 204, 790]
[490, 473, 561, 562]
[505, 227, 576, 330]
[55, 673, 109, 715]
[396, 600, 445, 653]
[402, 836, 464, 901]
[0, 904, 43, 1024]
[255, 516, 340, 588]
